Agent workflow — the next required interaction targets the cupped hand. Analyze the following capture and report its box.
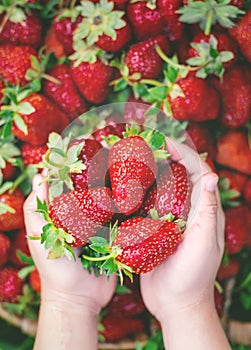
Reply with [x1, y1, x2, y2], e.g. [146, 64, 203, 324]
[140, 138, 225, 321]
[23, 174, 116, 313]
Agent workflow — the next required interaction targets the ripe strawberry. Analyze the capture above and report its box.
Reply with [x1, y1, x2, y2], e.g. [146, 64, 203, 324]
[12, 93, 69, 146]
[100, 315, 144, 342]
[0, 188, 25, 231]
[0, 13, 42, 48]
[225, 205, 249, 255]
[0, 45, 39, 86]
[2, 162, 16, 181]
[29, 268, 41, 294]
[114, 217, 182, 274]
[70, 138, 109, 189]
[107, 290, 146, 317]
[135, 183, 157, 217]
[186, 121, 216, 158]
[43, 64, 88, 121]
[108, 135, 158, 215]
[96, 17, 132, 52]
[44, 25, 66, 59]
[0, 78, 5, 104]
[216, 131, 251, 176]
[188, 31, 238, 68]
[71, 58, 114, 104]
[168, 72, 220, 121]
[155, 162, 191, 220]
[243, 178, 251, 207]
[211, 65, 251, 128]
[0, 232, 11, 267]
[218, 169, 247, 197]
[229, 9, 251, 63]
[49, 187, 115, 247]
[53, 14, 83, 55]
[125, 35, 170, 80]
[92, 121, 125, 142]
[9, 229, 31, 268]
[245, 208, 251, 247]
[126, 1, 165, 40]
[0, 267, 23, 302]
[21, 143, 48, 167]
[217, 258, 240, 280]
[157, 0, 185, 41]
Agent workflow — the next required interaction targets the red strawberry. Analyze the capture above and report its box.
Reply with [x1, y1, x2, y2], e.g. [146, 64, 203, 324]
[0, 45, 39, 86]
[49, 187, 115, 247]
[100, 315, 144, 342]
[217, 258, 240, 280]
[107, 291, 146, 317]
[44, 25, 66, 59]
[216, 131, 251, 176]
[155, 162, 191, 220]
[2, 162, 16, 181]
[0, 232, 11, 267]
[126, 1, 165, 40]
[229, 9, 251, 63]
[71, 58, 114, 104]
[157, 0, 185, 41]
[96, 17, 132, 52]
[43, 64, 88, 121]
[168, 72, 220, 121]
[21, 143, 48, 168]
[0, 13, 42, 48]
[211, 65, 251, 128]
[245, 208, 251, 247]
[29, 268, 41, 294]
[92, 122, 125, 143]
[114, 217, 182, 274]
[0, 267, 23, 302]
[0, 78, 5, 104]
[108, 136, 158, 215]
[188, 31, 238, 68]
[125, 35, 170, 80]
[218, 169, 247, 196]
[135, 183, 157, 218]
[9, 229, 31, 268]
[243, 178, 251, 207]
[225, 205, 249, 255]
[186, 121, 216, 158]
[53, 14, 83, 55]
[12, 93, 69, 146]
[0, 188, 25, 231]
[70, 138, 109, 189]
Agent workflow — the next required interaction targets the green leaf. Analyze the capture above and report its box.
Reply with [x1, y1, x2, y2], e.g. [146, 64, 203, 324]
[13, 113, 28, 135]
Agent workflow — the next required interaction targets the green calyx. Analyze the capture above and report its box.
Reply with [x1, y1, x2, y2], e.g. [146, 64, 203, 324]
[30, 197, 76, 261]
[176, 0, 245, 35]
[218, 175, 241, 207]
[150, 208, 187, 232]
[73, 0, 126, 47]
[69, 41, 112, 66]
[41, 132, 86, 201]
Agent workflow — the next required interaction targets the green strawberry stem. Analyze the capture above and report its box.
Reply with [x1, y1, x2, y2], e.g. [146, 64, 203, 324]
[0, 3, 15, 34]
[205, 9, 213, 35]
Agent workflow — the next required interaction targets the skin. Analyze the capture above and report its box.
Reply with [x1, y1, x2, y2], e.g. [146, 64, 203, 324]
[23, 139, 231, 350]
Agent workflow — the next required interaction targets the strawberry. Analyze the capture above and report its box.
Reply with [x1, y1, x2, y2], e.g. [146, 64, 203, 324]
[0, 45, 39, 86]
[100, 315, 144, 342]
[186, 121, 216, 158]
[0, 232, 11, 267]
[168, 72, 220, 121]
[92, 121, 125, 143]
[155, 162, 191, 220]
[0, 13, 42, 48]
[2, 162, 16, 181]
[211, 64, 251, 128]
[125, 35, 170, 80]
[216, 131, 251, 176]
[218, 169, 247, 199]
[106, 290, 146, 317]
[214, 285, 224, 318]
[225, 205, 249, 255]
[0, 267, 23, 302]
[9, 229, 31, 268]
[108, 135, 158, 215]
[70, 138, 109, 189]
[0, 188, 25, 231]
[126, 1, 165, 40]
[70, 58, 114, 104]
[229, 9, 251, 63]
[12, 93, 69, 146]
[21, 143, 48, 167]
[48, 187, 115, 247]
[187, 31, 238, 68]
[217, 258, 240, 280]
[29, 268, 41, 294]
[135, 183, 157, 218]
[157, 0, 185, 41]
[243, 178, 251, 207]
[245, 208, 251, 247]
[44, 25, 66, 59]
[43, 64, 88, 121]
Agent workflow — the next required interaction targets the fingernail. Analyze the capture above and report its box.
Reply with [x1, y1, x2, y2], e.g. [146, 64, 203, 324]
[206, 175, 218, 192]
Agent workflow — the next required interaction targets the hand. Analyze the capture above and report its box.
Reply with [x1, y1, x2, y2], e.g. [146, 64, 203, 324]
[140, 138, 225, 321]
[24, 173, 116, 313]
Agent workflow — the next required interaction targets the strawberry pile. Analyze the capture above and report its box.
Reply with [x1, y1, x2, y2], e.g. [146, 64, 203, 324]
[0, 0, 250, 346]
